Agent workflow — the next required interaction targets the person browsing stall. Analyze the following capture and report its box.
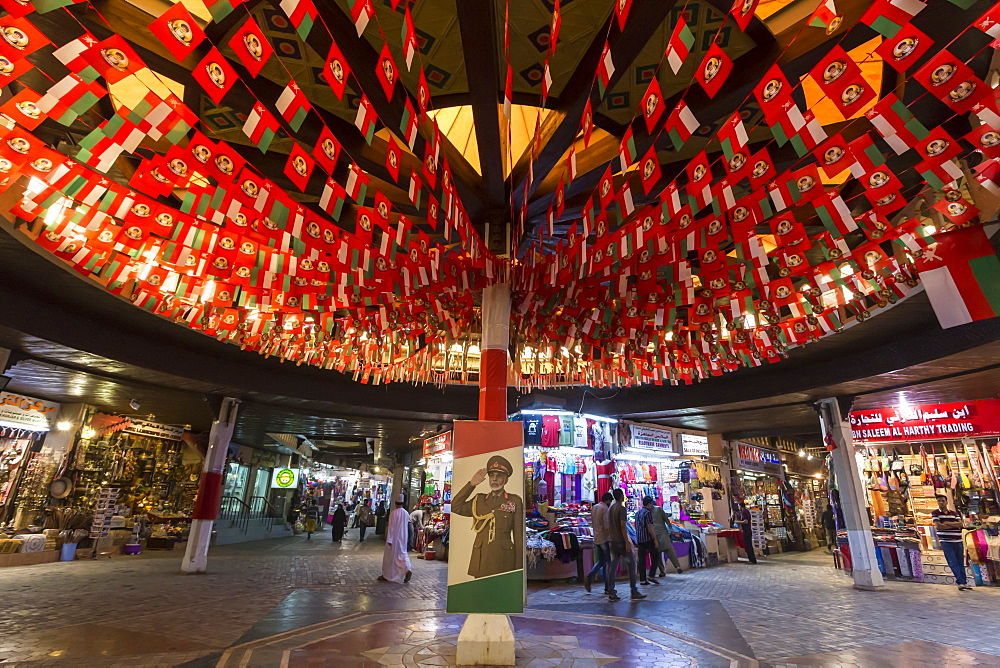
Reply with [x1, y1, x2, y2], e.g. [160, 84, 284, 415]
[933, 495, 972, 591]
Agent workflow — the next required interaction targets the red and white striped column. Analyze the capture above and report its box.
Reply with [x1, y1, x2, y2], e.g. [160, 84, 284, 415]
[181, 397, 240, 574]
[479, 283, 510, 420]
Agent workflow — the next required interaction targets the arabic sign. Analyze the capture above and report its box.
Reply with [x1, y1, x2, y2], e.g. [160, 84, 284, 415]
[736, 442, 782, 474]
[0, 391, 59, 430]
[123, 419, 184, 441]
[850, 400, 1000, 442]
[627, 423, 675, 452]
[423, 431, 453, 458]
[679, 433, 710, 457]
[271, 468, 300, 489]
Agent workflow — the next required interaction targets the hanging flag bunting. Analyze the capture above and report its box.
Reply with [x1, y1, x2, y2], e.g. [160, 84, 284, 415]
[243, 101, 280, 153]
[275, 80, 311, 132]
[666, 14, 695, 75]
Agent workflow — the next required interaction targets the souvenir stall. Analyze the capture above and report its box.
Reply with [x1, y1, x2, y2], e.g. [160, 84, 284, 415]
[419, 431, 453, 507]
[66, 413, 201, 551]
[515, 410, 615, 580]
[0, 391, 59, 530]
[849, 399, 1000, 586]
[616, 423, 719, 570]
[729, 441, 786, 557]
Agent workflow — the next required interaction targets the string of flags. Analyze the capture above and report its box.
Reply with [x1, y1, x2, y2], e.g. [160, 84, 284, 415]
[0, 0, 998, 390]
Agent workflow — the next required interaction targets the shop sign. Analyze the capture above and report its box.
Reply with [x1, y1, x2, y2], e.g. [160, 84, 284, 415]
[123, 419, 184, 441]
[0, 392, 59, 430]
[736, 442, 782, 474]
[679, 433, 710, 457]
[423, 431, 453, 458]
[628, 423, 675, 452]
[849, 399, 1000, 442]
[271, 467, 300, 489]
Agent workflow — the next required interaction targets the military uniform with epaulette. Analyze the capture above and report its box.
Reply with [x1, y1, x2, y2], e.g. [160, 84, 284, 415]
[451, 455, 524, 578]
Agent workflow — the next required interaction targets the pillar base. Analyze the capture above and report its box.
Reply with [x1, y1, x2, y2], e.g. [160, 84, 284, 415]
[180, 519, 214, 574]
[852, 584, 888, 592]
[456, 613, 515, 666]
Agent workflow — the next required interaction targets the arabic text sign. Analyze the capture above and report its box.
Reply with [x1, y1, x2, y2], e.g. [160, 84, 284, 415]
[629, 423, 675, 452]
[736, 442, 782, 474]
[0, 391, 59, 430]
[679, 433, 709, 457]
[849, 399, 1000, 442]
[422, 431, 452, 457]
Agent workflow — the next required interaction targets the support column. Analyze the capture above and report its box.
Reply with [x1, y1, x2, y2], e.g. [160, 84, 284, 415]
[817, 397, 885, 591]
[479, 283, 510, 421]
[455, 283, 516, 667]
[182, 397, 240, 574]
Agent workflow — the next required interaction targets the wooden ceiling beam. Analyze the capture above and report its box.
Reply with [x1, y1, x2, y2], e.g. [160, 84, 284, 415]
[311, 2, 489, 221]
[456, 0, 506, 210]
[506, 0, 681, 210]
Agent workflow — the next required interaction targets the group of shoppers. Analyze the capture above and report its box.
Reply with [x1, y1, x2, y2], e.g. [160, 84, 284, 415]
[584, 490, 683, 601]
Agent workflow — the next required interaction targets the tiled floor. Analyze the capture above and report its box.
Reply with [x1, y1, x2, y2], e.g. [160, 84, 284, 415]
[1, 529, 998, 666]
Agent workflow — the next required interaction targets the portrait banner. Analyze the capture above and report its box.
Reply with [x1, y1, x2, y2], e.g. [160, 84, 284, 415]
[446, 420, 524, 614]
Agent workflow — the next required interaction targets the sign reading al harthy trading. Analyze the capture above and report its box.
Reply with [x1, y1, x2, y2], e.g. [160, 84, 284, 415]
[850, 399, 1000, 442]
[446, 421, 524, 614]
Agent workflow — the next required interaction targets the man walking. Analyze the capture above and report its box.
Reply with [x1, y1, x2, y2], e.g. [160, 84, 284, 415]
[607, 488, 646, 601]
[735, 502, 757, 564]
[933, 495, 971, 590]
[584, 492, 613, 593]
[636, 496, 662, 586]
[356, 498, 374, 542]
[378, 494, 413, 583]
[821, 503, 836, 552]
[303, 502, 319, 540]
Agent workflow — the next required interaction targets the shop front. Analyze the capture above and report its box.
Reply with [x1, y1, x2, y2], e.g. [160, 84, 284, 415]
[420, 431, 453, 507]
[848, 398, 1000, 586]
[729, 441, 787, 557]
[0, 391, 60, 531]
[514, 410, 615, 580]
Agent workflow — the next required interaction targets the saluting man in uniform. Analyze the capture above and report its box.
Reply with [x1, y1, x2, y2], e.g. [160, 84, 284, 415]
[452, 455, 524, 578]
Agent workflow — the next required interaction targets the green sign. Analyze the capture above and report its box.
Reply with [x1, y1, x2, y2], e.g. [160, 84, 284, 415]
[271, 468, 299, 489]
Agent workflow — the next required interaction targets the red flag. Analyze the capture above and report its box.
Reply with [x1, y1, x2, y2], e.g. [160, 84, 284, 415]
[748, 147, 776, 188]
[695, 43, 732, 98]
[283, 143, 313, 192]
[377, 43, 398, 101]
[639, 75, 664, 133]
[228, 16, 272, 78]
[313, 125, 341, 174]
[0, 17, 51, 63]
[549, 0, 562, 55]
[324, 40, 352, 100]
[149, 3, 205, 61]
[875, 26, 932, 72]
[580, 98, 594, 147]
[913, 50, 974, 99]
[730, 0, 759, 32]
[193, 48, 238, 104]
[932, 192, 979, 224]
[385, 134, 402, 182]
[614, 0, 633, 30]
[917, 126, 961, 166]
[638, 144, 661, 196]
[597, 165, 615, 211]
[417, 68, 431, 115]
[87, 36, 142, 84]
[753, 63, 794, 124]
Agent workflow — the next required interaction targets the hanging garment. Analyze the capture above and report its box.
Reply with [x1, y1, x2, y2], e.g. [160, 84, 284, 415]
[541, 415, 561, 448]
[596, 460, 614, 498]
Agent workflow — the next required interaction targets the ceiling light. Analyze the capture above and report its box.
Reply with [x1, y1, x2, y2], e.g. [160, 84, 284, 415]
[56, 421, 73, 431]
